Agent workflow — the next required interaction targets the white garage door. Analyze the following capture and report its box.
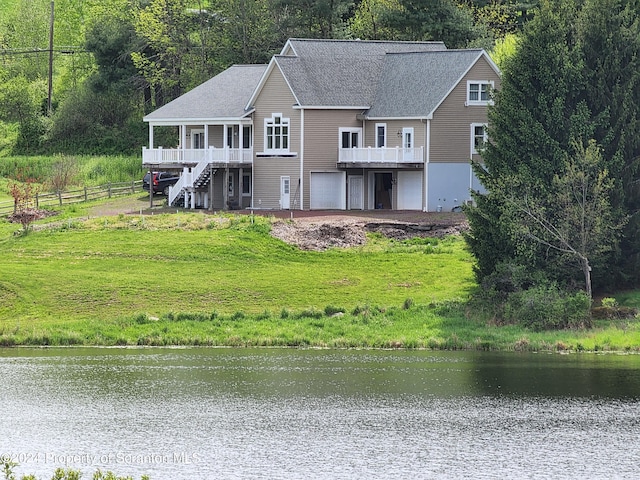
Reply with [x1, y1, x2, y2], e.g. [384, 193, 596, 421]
[397, 171, 423, 210]
[310, 172, 346, 210]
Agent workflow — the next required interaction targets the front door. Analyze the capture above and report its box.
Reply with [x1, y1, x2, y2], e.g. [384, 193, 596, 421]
[348, 176, 363, 210]
[280, 176, 290, 210]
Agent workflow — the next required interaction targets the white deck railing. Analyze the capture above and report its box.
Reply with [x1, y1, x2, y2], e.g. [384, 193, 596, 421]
[338, 147, 424, 164]
[143, 147, 253, 165]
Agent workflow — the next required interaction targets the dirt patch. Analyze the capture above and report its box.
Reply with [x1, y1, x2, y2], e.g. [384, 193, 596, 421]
[270, 213, 468, 251]
[8, 208, 58, 225]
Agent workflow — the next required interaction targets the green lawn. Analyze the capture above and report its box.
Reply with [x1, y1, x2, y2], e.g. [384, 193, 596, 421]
[2, 204, 640, 351]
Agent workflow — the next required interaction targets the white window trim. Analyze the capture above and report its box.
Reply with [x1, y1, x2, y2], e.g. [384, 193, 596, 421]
[190, 128, 205, 149]
[264, 113, 290, 154]
[466, 81, 494, 106]
[338, 127, 363, 148]
[242, 172, 251, 197]
[375, 123, 387, 148]
[470, 123, 488, 156]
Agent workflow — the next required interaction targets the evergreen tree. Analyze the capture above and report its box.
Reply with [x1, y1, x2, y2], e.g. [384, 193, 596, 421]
[578, 0, 640, 285]
[467, 0, 640, 293]
[466, 0, 585, 281]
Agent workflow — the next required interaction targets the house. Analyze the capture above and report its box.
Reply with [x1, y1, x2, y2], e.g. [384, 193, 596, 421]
[142, 38, 500, 212]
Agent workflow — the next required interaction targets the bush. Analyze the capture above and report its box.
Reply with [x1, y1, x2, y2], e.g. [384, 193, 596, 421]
[503, 285, 591, 330]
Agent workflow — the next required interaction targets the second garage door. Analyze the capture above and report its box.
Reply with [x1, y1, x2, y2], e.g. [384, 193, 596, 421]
[310, 172, 346, 209]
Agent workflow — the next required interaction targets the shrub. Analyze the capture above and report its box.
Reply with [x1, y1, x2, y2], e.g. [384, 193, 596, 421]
[503, 285, 591, 331]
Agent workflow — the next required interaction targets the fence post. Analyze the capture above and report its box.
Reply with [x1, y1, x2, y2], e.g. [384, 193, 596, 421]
[108, 183, 112, 198]
[132, 181, 135, 194]
[58, 190, 63, 206]
[35, 193, 39, 209]
[84, 186, 88, 202]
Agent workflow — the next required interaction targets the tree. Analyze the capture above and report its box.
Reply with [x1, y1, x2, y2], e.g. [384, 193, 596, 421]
[504, 140, 623, 299]
[348, 0, 403, 40]
[270, 0, 355, 39]
[132, 0, 200, 107]
[577, 0, 640, 285]
[466, 0, 585, 281]
[210, 0, 279, 66]
[466, 0, 639, 296]
[381, 0, 480, 47]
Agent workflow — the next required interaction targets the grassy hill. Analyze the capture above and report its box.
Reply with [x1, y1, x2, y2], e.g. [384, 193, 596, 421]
[1, 201, 640, 351]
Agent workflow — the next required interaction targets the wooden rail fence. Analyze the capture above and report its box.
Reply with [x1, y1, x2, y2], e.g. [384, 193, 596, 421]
[0, 180, 143, 217]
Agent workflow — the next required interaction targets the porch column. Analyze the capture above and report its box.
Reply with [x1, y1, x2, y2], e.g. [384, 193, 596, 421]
[239, 167, 244, 208]
[181, 125, 187, 149]
[148, 124, 154, 149]
[238, 122, 243, 162]
[204, 123, 209, 148]
[208, 166, 215, 211]
[223, 167, 229, 210]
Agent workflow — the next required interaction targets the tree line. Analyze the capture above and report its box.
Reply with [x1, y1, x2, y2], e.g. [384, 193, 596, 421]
[0, 0, 536, 155]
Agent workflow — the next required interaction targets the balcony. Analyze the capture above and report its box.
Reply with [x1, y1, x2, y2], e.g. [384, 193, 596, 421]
[338, 147, 424, 166]
[142, 147, 253, 166]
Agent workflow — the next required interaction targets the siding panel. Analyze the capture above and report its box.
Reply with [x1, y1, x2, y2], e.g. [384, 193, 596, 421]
[252, 65, 302, 209]
[430, 57, 501, 164]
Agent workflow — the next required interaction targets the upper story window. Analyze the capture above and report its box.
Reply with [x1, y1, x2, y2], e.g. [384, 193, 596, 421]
[375, 123, 386, 148]
[471, 123, 488, 155]
[265, 113, 289, 153]
[339, 128, 362, 149]
[467, 81, 493, 106]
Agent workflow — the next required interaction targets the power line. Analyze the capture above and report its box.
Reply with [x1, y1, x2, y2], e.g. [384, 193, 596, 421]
[0, 47, 87, 56]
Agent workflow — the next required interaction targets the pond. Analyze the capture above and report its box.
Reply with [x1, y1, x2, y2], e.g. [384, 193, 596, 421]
[1, 348, 640, 479]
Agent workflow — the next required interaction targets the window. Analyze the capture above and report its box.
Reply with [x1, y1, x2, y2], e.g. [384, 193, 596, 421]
[242, 173, 251, 196]
[339, 128, 362, 149]
[467, 81, 493, 105]
[243, 126, 252, 149]
[265, 113, 289, 152]
[471, 123, 488, 155]
[375, 123, 386, 148]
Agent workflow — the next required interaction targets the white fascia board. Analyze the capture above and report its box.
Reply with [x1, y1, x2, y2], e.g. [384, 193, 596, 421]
[292, 105, 369, 110]
[280, 39, 297, 56]
[364, 115, 432, 121]
[146, 118, 252, 126]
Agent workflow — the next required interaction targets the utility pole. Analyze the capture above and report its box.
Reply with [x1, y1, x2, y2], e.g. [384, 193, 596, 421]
[47, 1, 54, 116]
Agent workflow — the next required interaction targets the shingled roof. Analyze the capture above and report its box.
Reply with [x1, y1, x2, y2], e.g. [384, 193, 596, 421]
[366, 49, 486, 118]
[143, 64, 267, 122]
[144, 39, 497, 123]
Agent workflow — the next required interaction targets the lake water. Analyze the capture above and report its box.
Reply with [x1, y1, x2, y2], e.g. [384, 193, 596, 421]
[1, 348, 640, 479]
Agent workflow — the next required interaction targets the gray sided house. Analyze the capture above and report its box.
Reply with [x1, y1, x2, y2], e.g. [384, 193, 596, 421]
[142, 38, 500, 212]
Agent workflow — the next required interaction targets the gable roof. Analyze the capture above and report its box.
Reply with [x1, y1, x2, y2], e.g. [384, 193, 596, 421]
[247, 38, 449, 109]
[366, 49, 490, 119]
[143, 64, 267, 123]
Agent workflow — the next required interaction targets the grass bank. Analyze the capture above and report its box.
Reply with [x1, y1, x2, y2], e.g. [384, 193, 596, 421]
[1, 201, 640, 351]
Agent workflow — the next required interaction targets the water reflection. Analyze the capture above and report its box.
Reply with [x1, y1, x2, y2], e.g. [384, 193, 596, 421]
[1, 348, 640, 479]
